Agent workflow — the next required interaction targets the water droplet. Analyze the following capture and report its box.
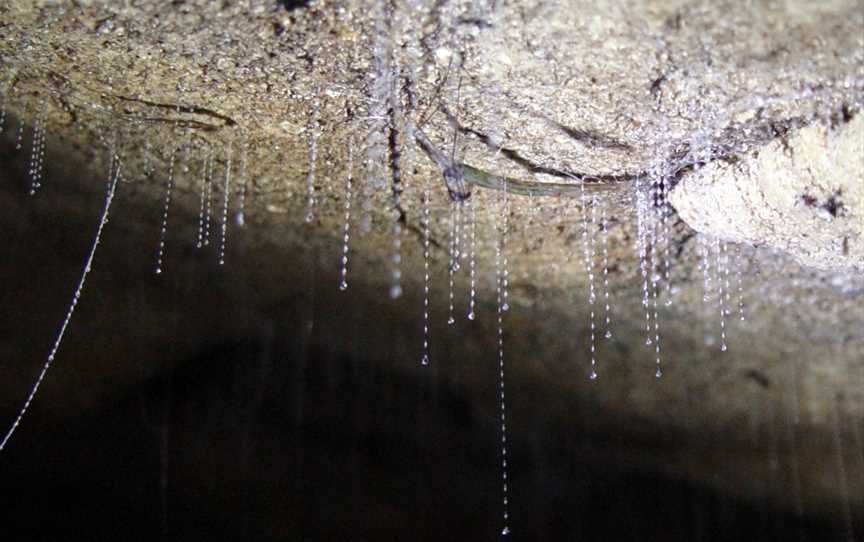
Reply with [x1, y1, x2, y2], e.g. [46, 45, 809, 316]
[501, 526, 510, 536]
[389, 284, 402, 299]
[605, 330, 612, 339]
[655, 368, 663, 379]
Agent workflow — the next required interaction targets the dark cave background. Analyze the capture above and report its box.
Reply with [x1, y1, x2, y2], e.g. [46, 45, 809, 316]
[0, 113, 858, 542]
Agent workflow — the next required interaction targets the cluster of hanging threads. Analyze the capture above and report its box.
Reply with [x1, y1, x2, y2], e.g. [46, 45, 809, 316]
[27, 98, 48, 195]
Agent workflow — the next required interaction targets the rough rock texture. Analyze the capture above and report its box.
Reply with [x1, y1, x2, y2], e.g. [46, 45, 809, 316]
[671, 113, 863, 271]
[0, 0, 862, 538]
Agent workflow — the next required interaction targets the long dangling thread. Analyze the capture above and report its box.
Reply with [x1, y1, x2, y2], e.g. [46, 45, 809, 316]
[1, 136, 123, 451]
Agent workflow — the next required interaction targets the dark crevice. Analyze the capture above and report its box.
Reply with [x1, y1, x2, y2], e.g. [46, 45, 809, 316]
[440, 106, 636, 184]
[113, 95, 237, 127]
[129, 116, 225, 132]
[800, 189, 845, 218]
[276, 0, 311, 11]
[545, 116, 633, 151]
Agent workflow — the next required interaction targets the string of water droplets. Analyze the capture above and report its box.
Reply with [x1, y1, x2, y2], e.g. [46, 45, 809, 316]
[447, 200, 457, 325]
[658, 171, 673, 307]
[218, 142, 232, 266]
[600, 202, 612, 340]
[715, 237, 728, 352]
[154, 148, 177, 274]
[501, 190, 510, 313]
[467, 196, 477, 321]
[636, 181, 653, 350]
[197, 147, 211, 249]
[652, 240, 663, 379]
[388, 74, 404, 300]
[0, 137, 122, 452]
[649, 190, 662, 378]
[304, 99, 320, 224]
[27, 98, 48, 195]
[235, 139, 249, 228]
[588, 198, 598, 380]
[14, 115, 24, 150]
[204, 147, 214, 247]
[495, 194, 510, 537]
[721, 241, 732, 346]
[735, 245, 746, 322]
[419, 167, 431, 366]
[700, 235, 713, 303]
[338, 137, 354, 291]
